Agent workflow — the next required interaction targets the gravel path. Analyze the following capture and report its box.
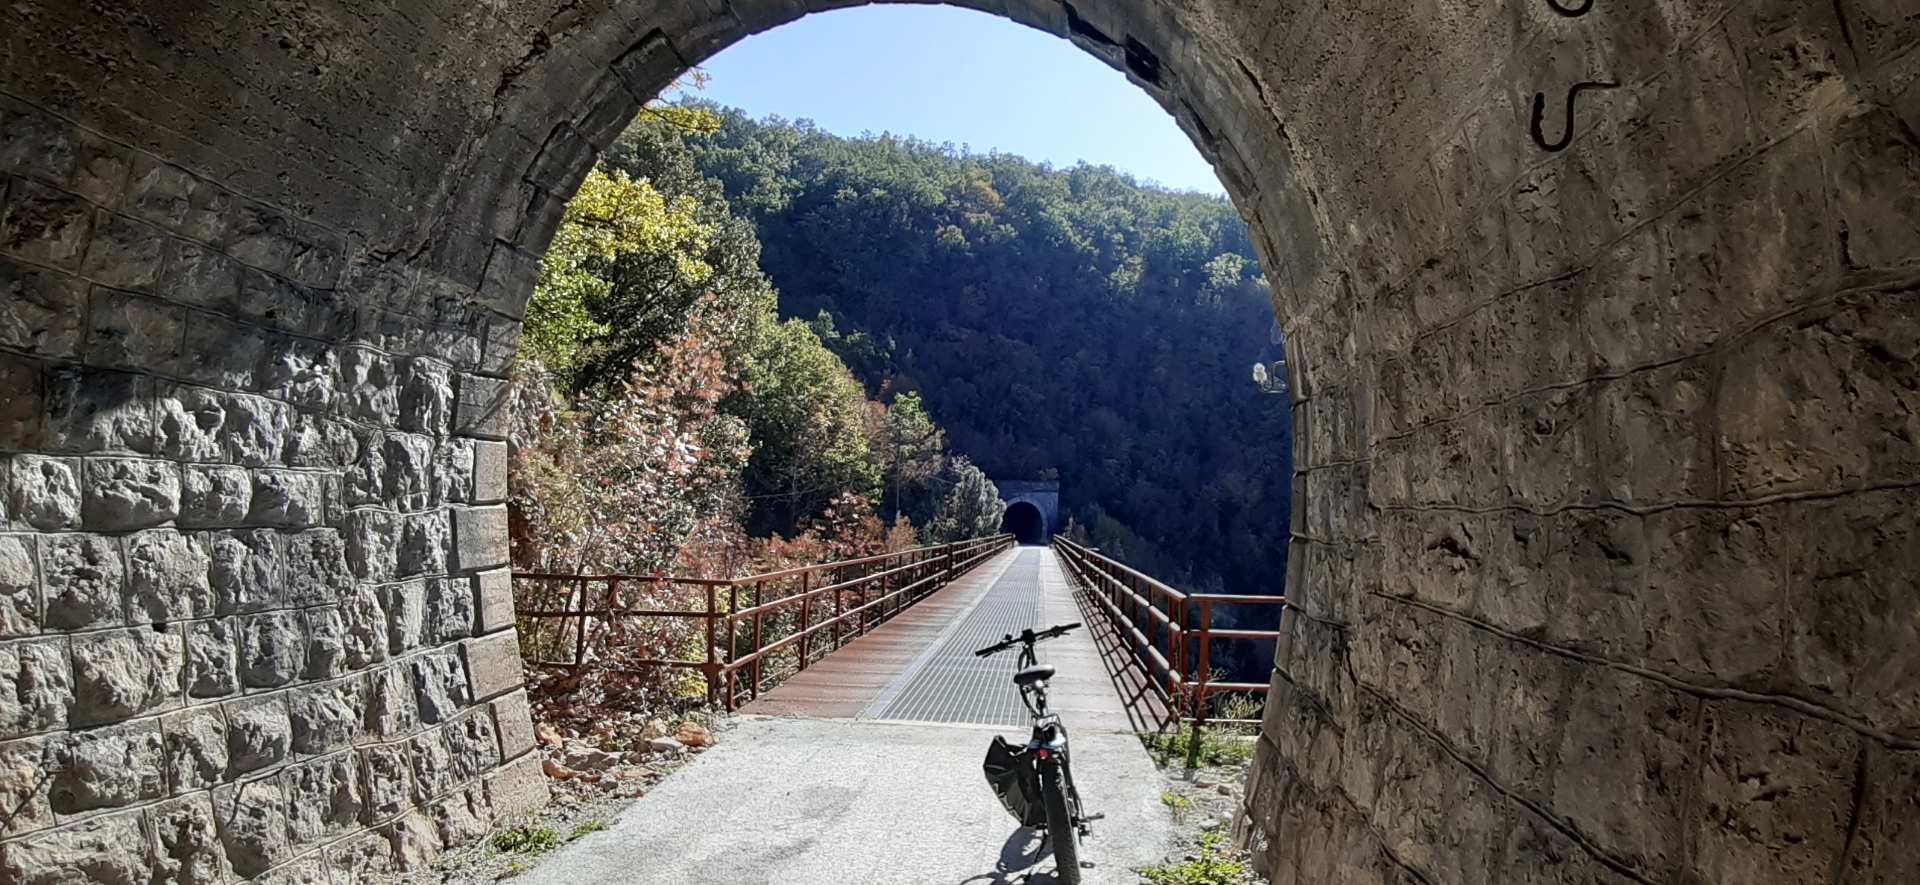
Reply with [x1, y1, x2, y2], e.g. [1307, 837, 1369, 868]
[511, 715, 1176, 885]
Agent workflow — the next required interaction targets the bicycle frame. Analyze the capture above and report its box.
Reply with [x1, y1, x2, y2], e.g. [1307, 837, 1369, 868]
[978, 623, 1097, 883]
[1010, 636, 1084, 832]
[1017, 643, 1066, 748]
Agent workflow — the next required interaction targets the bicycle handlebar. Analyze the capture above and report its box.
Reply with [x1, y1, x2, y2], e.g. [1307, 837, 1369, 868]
[973, 622, 1082, 657]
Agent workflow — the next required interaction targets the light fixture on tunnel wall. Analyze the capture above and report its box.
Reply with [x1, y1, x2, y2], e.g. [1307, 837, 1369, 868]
[1254, 320, 1289, 394]
[1252, 360, 1288, 395]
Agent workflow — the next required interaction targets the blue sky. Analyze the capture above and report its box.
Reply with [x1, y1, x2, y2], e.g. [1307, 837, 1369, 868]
[677, 4, 1225, 195]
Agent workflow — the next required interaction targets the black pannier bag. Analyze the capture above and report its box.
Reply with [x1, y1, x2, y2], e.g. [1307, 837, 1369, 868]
[982, 735, 1046, 827]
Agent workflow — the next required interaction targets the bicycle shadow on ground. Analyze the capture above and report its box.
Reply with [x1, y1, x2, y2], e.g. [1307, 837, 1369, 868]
[957, 826, 1073, 884]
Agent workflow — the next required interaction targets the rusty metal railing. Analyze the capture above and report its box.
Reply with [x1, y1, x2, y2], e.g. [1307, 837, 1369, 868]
[512, 534, 1016, 710]
[1051, 535, 1284, 765]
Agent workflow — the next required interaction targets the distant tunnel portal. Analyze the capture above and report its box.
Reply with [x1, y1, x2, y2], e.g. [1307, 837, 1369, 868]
[1001, 501, 1047, 545]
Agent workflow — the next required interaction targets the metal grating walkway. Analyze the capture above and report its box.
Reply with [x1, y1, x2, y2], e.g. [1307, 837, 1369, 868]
[744, 547, 1137, 733]
[862, 549, 1045, 727]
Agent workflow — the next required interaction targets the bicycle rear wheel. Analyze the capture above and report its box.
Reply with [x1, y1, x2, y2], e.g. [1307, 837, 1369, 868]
[1040, 762, 1081, 884]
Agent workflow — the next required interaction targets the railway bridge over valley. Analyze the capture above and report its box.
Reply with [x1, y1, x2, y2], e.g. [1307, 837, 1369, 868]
[513, 538, 1271, 884]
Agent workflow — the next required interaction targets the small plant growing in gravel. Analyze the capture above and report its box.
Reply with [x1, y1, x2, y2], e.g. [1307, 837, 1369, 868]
[1142, 729, 1255, 768]
[1161, 789, 1194, 823]
[569, 819, 608, 840]
[1214, 693, 1263, 732]
[498, 860, 531, 879]
[491, 824, 562, 856]
[1137, 832, 1255, 885]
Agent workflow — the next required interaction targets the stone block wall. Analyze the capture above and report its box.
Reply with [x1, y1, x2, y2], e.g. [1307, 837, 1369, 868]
[1230, 0, 1920, 883]
[0, 98, 543, 884]
[1, 0, 1915, 882]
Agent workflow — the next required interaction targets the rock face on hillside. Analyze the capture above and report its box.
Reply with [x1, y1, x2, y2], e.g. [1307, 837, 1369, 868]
[0, 0, 1916, 882]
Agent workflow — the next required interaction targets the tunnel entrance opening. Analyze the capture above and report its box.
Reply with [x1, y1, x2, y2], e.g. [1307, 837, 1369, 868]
[4, 0, 1912, 882]
[1001, 500, 1048, 545]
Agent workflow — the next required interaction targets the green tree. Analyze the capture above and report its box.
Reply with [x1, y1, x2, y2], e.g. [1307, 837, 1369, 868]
[521, 82, 732, 390]
[925, 458, 1006, 542]
[880, 392, 945, 523]
[523, 167, 715, 388]
[731, 318, 882, 532]
[1202, 252, 1249, 302]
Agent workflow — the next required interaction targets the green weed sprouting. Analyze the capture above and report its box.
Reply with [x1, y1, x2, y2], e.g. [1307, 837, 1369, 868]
[490, 824, 561, 856]
[1137, 831, 1255, 885]
[1142, 729, 1255, 768]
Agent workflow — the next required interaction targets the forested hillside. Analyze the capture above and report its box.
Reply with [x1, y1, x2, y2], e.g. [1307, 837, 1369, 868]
[680, 107, 1292, 596]
[507, 102, 1012, 719]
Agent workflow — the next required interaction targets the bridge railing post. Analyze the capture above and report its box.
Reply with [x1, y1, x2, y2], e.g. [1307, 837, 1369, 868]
[1186, 598, 1212, 770]
[1173, 593, 1188, 712]
[576, 578, 606, 670]
[910, 549, 922, 604]
[867, 558, 879, 627]
[752, 580, 764, 700]
[725, 583, 739, 710]
[884, 553, 896, 619]
[797, 571, 813, 672]
[704, 584, 721, 708]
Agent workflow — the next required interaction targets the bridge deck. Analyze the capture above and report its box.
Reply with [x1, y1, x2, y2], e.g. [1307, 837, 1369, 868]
[744, 546, 1139, 733]
[517, 547, 1176, 884]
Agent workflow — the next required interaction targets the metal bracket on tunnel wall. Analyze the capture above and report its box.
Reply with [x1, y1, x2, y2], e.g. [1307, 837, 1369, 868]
[1252, 360, 1289, 395]
[1544, 0, 1595, 18]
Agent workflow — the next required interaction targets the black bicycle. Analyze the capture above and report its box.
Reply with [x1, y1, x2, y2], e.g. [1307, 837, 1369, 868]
[977, 622, 1101, 884]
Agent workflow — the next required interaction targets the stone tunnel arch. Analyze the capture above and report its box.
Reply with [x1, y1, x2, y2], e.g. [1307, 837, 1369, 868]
[994, 478, 1060, 544]
[1, 0, 1916, 883]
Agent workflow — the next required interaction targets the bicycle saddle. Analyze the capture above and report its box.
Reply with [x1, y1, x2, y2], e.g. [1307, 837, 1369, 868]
[1013, 664, 1056, 686]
